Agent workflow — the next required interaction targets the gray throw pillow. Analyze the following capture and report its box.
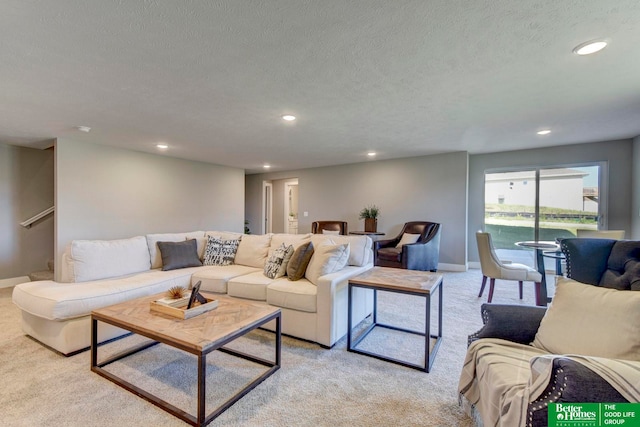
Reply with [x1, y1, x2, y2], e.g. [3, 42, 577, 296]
[157, 239, 202, 271]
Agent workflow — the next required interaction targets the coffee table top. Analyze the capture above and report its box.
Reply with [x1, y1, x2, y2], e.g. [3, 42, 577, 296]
[349, 267, 443, 294]
[92, 292, 280, 354]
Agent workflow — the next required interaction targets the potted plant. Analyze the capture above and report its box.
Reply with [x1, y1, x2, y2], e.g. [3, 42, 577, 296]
[359, 204, 380, 232]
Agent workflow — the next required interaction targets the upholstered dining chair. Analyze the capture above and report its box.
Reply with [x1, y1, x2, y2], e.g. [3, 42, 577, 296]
[311, 221, 348, 235]
[476, 231, 543, 305]
[374, 221, 441, 271]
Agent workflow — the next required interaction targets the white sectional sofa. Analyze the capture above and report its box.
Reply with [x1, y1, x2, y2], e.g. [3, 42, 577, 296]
[12, 231, 374, 355]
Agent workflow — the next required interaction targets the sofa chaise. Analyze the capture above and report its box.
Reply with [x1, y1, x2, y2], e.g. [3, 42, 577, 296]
[458, 237, 640, 427]
[12, 230, 375, 355]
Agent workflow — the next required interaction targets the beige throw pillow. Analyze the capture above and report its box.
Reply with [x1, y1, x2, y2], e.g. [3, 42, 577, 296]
[395, 233, 421, 249]
[305, 243, 350, 285]
[532, 278, 640, 361]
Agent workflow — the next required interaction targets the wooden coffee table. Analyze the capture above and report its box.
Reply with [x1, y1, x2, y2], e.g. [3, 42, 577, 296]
[91, 293, 281, 427]
[347, 267, 443, 372]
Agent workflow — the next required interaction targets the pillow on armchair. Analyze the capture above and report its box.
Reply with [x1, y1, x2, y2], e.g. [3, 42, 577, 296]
[395, 233, 420, 248]
[532, 278, 640, 361]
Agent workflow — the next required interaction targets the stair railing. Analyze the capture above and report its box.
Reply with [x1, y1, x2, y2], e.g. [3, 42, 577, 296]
[20, 206, 54, 228]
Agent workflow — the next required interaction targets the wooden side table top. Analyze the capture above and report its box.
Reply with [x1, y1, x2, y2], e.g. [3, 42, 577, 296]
[349, 266, 443, 294]
[92, 292, 280, 354]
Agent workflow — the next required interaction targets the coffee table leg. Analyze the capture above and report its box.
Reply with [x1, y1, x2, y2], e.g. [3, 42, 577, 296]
[198, 354, 206, 425]
[91, 316, 98, 368]
[347, 284, 353, 350]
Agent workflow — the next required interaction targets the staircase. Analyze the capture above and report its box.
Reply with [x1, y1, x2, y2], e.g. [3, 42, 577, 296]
[29, 259, 54, 282]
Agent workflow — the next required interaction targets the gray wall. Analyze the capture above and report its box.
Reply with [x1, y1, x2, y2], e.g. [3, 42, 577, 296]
[0, 143, 54, 280]
[468, 139, 634, 262]
[55, 138, 245, 280]
[246, 152, 469, 268]
[633, 136, 640, 240]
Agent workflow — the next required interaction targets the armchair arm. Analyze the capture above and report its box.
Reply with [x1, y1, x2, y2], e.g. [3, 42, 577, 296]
[468, 303, 547, 346]
[528, 358, 627, 426]
[374, 238, 399, 251]
[403, 241, 439, 271]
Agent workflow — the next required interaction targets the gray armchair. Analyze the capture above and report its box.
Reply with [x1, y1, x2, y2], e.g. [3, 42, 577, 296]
[464, 237, 639, 426]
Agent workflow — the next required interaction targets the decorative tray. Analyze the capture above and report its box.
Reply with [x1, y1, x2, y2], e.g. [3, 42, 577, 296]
[150, 297, 219, 319]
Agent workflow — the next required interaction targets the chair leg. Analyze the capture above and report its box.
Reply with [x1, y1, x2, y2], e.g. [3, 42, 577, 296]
[518, 281, 523, 299]
[487, 278, 495, 303]
[534, 282, 542, 306]
[478, 276, 488, 297]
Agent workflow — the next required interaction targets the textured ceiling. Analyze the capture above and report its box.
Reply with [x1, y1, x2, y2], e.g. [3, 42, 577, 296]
[1, 1, 639, 173]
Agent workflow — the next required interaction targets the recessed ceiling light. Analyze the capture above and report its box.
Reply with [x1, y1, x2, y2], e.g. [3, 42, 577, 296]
[537, 130, 551, 135]
[573, 39, 608, 55]
[264, 164, 271, 169]
[367, 152, 376, 157]
[156, 143, 169, 149]
[282, 115, 296, 121]
[75, 126, 91, 133]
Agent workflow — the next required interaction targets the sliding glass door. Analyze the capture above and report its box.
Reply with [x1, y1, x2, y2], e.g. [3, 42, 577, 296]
[484, 164, 601, 269]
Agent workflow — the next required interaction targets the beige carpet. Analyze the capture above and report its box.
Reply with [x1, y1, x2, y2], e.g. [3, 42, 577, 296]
[1, 270, 545, 426]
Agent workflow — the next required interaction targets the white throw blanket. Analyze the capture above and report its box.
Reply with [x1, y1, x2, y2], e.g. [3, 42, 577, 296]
[458, 338, 640, 427]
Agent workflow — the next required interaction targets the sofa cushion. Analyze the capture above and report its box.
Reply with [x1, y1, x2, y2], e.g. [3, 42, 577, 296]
[234, 234, 272, 268]
[205, 230, 244, 241]
[227, 271, 273, 300]
[191, 265, 261, 293]
[70, 236, 151, 282]
[268, 233, 312, 256]
[377, 247, 401, 262]
[305, 243, 350, 285]
[264, 243, 295, 279]
[157, 239, 202, 271]
[146, 231, 204, 269]
[532, 278, 640, 361]
[287, 242, 315, 281]
[267, 278, 317, 313]
[12, 266, 206, 321]
[202, 236, 240, 266]
[310, 234, 371, 267]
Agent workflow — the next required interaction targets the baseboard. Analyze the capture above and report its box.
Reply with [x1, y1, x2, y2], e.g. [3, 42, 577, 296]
[438, 263, 467, 272]
[0, 276, 30, 289]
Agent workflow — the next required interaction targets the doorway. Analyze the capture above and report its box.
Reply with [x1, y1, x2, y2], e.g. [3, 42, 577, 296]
[284, 179, 299, 234]
[262, 181, 273, 234]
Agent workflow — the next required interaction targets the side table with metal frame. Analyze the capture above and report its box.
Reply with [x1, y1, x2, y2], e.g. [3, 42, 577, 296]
[347, 267, 443, 373]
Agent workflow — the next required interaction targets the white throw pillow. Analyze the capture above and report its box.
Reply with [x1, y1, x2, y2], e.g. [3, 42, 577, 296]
[234, 234, 272, 268]
[532, 278, 640, 361]
[305, 243, 350, 285]
[395, 233, 421, 249]
[310, 234, 371, 267]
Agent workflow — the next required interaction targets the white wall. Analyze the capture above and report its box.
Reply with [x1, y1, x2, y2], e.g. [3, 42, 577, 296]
[0, 144, 54, 280]
[55, 139, 245, 280]
[246, 152, 469, 269]
[468, 139, 634, 262]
